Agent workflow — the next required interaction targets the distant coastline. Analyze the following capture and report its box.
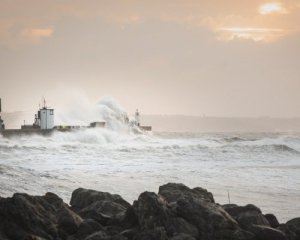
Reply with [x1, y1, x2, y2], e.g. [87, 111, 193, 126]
[2, 111, 300, 132]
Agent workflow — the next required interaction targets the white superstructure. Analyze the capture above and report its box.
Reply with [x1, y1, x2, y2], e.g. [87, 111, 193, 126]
[33, 100, 54, 130]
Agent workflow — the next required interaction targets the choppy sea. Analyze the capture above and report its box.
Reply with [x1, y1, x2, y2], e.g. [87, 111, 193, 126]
[0, 129, 299, 222]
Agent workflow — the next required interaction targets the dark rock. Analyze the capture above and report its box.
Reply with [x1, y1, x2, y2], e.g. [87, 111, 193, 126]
[165, 217, 198, 238]
[120, 228, 139, 239]
[84, 230, 109, 240]
[250, 224, 287, 240]
[78, 200, 127, 225]
[264, 213, 280, 228]
[133, 191, 171, 231]
[133, 191, 200, 238]
[119, 206, 139, 229]
[0, 192, 82, 240]
[223, 204, 270, 230]
[170, 233, 196, 240]
[279, 218, 300, 240]
[176, 196, 243, 240]
[70, 188, 131, 211]
[71, 219, 104, 240]
[159, 183, 214, 203]
[133, 227, 168, 240]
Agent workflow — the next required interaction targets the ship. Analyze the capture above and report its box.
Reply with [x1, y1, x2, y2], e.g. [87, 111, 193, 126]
[0, 98, 152, 137]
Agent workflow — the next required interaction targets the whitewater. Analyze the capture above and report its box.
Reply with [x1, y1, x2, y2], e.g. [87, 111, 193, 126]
[0, 98, 299, 223]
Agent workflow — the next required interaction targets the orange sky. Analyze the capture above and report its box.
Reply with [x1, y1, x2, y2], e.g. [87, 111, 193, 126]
[0, 0, 300, 117]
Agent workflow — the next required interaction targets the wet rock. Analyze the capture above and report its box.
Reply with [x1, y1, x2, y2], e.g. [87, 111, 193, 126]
[133, 227, 168, 240]
[133, 191, 171, 231]
[71, 219, 104, 240]
[0, 192, 82, 240]
[279, 218, 300, 240]
[176, 196, 244, 240]
[70, 188, 131, 211]
[249, 224, 287, 240]
[223, 204, 270, 230]
[170, 233, 196, 240]
[84, 230, 109, 240]
[159, 183, 214, 203]
[264, 213, 280, 228]
[78, 200, 127, 226]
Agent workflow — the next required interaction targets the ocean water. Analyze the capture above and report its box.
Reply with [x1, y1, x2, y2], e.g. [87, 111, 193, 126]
[0, 98, 299, 223]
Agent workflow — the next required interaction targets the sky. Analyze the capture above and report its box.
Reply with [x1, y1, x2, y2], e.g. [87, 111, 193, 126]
[0, 0, 300, 117]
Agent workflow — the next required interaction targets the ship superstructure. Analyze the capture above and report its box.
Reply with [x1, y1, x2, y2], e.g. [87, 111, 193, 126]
[0, 98, 152, 137]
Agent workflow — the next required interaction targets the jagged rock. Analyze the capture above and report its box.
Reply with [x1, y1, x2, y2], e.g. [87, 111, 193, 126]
[176, 196, 245, 240]
[132, 191, 200, 238]
[0, 192, 82, 240]
[0, 184, 298, 240]
[279, 218, 300, 240]
[249, 224, 287, 240]
[84, 230, 109, 240]
[170, 233, 196, 240]
[223, 204, 270, 230]
[133, 227, 168, 240]
[70, 188, 131, 211]
[77, 200, 127, 226]
[133, 191, 171, 230]
[70, 219, 104, 240]
[159, 183, 214, 203]
[264, 213, 280, 228]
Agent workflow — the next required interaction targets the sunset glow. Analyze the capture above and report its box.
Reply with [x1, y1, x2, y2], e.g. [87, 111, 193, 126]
[259, 2, 287, 15]
[218, 27, 285, 42]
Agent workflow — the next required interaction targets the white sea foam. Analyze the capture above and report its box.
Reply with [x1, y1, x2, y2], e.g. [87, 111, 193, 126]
[0, 98, 299, 223]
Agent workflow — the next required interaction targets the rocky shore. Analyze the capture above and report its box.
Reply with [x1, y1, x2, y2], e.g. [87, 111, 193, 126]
[0, 183, 299, 240]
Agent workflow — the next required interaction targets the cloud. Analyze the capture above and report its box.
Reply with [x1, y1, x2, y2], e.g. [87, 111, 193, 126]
[216, 27, 287, 42]
[259, 2, 288, 15]
[21, 27, 54, 39]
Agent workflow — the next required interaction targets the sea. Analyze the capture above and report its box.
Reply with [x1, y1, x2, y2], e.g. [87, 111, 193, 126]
[0, 98, 299, 223]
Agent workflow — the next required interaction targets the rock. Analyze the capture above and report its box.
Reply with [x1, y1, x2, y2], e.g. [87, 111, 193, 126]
[133, 227, 168, 240]
[0, 192, 82, 240]
[84, 230, 109, 240]
[133, 191, 171, 231]
[176, 196, 243, 240]
[264, 213, 280, 228]
[279, 218, 300, 240]
[170, 233, 196, 240]
[70, 188, 131, 211]
[249, 224, 287, 240]
[78, 200, 127, 225]
[158, 183, 214, 203]
[165, 217, 199, 238]
[71, 219, 104, 240]
[132, 191, 199, 238]
[223, 204, 270, 230]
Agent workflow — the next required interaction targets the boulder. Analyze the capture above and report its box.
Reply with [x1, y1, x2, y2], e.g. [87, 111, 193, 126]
[279, 218, 300, 240]
[78, 200, 127, 225]
[70, 219, 104, 240]
[223, 204, 270, 230]
[159, 183, 214, 203]
[264, 213, 280, 228]
[0, 192, 82, 240]
[70, 188, 131, 211]
[84, 230, 109, 240]
[133, 227, 168, 240]
[176, 196, 244, 240]
[249, 224, 287, 240]
[133, 191, 171, 231]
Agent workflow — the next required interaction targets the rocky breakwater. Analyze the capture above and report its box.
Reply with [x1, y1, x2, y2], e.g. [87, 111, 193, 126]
[0, 183, 299, 240]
